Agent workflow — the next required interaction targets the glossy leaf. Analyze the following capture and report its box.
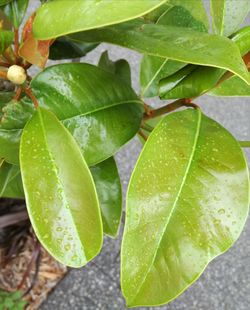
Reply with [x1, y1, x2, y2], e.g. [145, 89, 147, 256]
[209, 75, 250, 96]
[0, 64, 143, 166]
[140, 1, 208, 98]
[159, 26, 250, 99]
[33, 0, 167, 40]
[0, 160, 24, 198]
[71, 19, 250, 85]
[98, 51, 131, 86]
[49, 36, 98, 60]
[2, 0, 29, 28]
[144, 0, 209, 28]
[20, 107, 103, 267]
[91, 157, 122, 237]
[211, 0, 250, 37]
[121, 109, 249, 307]
[0, 30, 13, 53]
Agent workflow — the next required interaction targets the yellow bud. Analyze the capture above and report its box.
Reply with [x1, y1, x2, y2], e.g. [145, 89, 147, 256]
[7, 65, 27, 85]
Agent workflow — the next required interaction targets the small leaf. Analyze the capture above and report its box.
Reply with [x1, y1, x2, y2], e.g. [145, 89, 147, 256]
[121, 109, 249, 307]
[49, 36, 98, 60]
[33, 0, 167, 40]
[91, 157, 122, 238]
[211, 0, 250, 37]
[20, 107, 103, 267]
[72, 19, 250, 85]
[98, 51, 131, 85]
[2, 0, 29, 28]
[0, 160, 24, 198]
[19, 14, 53, 68]
[0, 29, 13, 53]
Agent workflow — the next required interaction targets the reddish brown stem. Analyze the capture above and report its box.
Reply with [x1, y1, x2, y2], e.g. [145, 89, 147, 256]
[0, 62, 10, 68]
[138, 129, 148, 141]
[13, 87, 22, 101]
[0, 70, 8, 80]
[143, 99, 199, 120]
[23, 87, 39, 108]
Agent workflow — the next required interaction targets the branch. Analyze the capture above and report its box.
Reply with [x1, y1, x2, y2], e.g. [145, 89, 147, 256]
[144, 99, 199, 120]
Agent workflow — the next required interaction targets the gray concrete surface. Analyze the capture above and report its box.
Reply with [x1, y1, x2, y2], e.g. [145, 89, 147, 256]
[24, 1, 250, 309]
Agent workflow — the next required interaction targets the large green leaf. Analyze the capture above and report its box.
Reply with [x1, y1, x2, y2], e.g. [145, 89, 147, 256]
[140, 0, 208, 98]
[91, 157, 122, 238]
[211, 0, 250, 37]
[98, 51, 131, 86]
[121, 109, 249, 307]
[2, 0, 29, 28]
[20, 107, 103, 267]
[0, 64, 143, 166]
[209, 75, 250, 96]
[33, 0, 167, 40]
[0, 30, 13, 53]
[49, 36, 98, 60]
[0, 160, 24, 198]
[159, 26, 250, 99]
[71, 20, 250, 85]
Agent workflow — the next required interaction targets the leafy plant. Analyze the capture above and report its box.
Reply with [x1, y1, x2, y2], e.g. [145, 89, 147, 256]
[0, 290, 26, 310]
[0, 0, 249, 307]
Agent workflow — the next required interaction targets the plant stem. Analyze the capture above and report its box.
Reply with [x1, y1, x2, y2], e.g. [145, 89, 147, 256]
[0, 70, 8, 80]
[0, 62, 10, 68]
[13, 87, 22, 101]
[239, 141, 250, 147]
[23, 87, 39, 108]
[141, 122, 154, 132]
[144, 99, 199, 120]
[138, 129, 148, 141]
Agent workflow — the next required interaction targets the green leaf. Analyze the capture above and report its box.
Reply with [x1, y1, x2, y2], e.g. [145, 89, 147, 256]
[0, 30, 13, 53]
[211, 0, 250, 37]
[209, 74, 250, 97]
[0, 129, 21, 165]
[0, 64, 143, 166]
[33, 0, 167, 40]
[49, 36, 98, 60]
[0, 91, 14, 114]
[159, 25, 250, 99]
[121, 109, 249, 307]
[20, 107, 103, 267]
[140, 0, 208, 98]
[0, 160, 24, 198]
[144, 0, 209, 29]
[91, 157, 122, 237]
[71, 19, 250, 85]
[98, 51, 131, 85]
[2, 0, 29, 28]
[140, 56, 186, 98]
[0, 0, 12, 6]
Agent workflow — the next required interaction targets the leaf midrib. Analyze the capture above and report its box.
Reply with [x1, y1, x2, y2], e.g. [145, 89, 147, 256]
[130, 109, 202, 304]
[37, 109, 85, 260]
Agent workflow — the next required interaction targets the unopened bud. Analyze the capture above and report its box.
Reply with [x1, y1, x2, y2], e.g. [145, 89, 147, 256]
[7, 65, 27, 85]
